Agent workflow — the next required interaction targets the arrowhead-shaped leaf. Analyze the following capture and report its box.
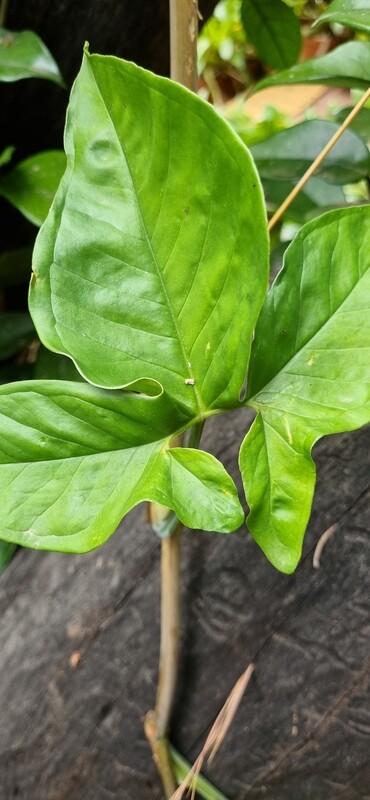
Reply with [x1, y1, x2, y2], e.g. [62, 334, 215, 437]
[313, 0, 370, 33]
[241, 0, 301, 69]
[0, 381, 244, 551]
[251, 120, 370, 185]
[29, 50, 268, 415]
[0, 151, 66, 226]
[252, 41, 370, 93]
[240, 207, 370, 573]
[0, 27, 64, 85]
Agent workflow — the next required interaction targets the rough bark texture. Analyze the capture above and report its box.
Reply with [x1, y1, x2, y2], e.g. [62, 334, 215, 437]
[1, 410, 369, 800]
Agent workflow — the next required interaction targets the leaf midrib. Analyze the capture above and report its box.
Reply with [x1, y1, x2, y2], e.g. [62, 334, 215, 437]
[88, 59, 205, 417]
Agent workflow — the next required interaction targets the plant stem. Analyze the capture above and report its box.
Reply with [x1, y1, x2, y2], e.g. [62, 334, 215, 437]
[268, 85, 370, 232]
[169, 0, 199, 92]
[156, 528, 182, 735]
[144, 526, 182, 798]
[144, 6, 199, 797]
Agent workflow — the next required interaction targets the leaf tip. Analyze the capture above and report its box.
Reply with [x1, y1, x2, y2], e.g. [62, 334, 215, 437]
[260, 539, 300, 575]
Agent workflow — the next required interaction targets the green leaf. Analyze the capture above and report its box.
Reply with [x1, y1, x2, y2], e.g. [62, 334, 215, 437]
[163, 448, 244, 533]
[170, 744, 231, 800]
[0, 540, 17, 571]
[0, 145, 15, 168]
[0, 151, 66, 226]
[313, 0, 370, 33]
[29, 50, 268, 416]
[263, 175, 346, 221]
[333, 106, 370, 143]
[252, 41, 370, 93]
[0, 27, 64, 85]
[251, 120, 370, 184]
[241, 207, 370, 573]
[0, 312, 36, 359]
[241, 0, 301, 69]
[0, 381, 244, 551]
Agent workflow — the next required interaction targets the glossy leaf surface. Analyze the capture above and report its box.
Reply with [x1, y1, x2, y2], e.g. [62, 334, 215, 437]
[0, 151, 66, 226]
[241, 0, 301, 69]
[252, 42, 370, 93]
[0, 27, 64, 84]
[313, 0, 370, 33]
[0, 382, 244, 551]
[251, 120, 370, 184]
[241, 207, 370, 573]
[30, 51, 268, 415]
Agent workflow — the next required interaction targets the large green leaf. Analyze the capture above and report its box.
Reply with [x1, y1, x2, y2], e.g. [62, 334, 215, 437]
[251, 120, 370, 184]
[252, 41, 370, 93]
[313, 0, 370, 33]
[0, 151, 66, 226]
[29, 50, 268, 416]
[0, 27, 64, 84]
[240, 207, 370, 573]
[0, 381, 244, 551]
[241, 0, 301, 69]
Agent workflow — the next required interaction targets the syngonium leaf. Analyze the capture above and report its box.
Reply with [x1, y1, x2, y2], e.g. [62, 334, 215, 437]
[0, 381, 244, 552]
[241, 0, 301, 69]
[29, 49, 269, 416]
[251, 42, 370, 93]
[0, 27, 64, 85]
[251, 120, 370, 185]
[0, 151, 66, 226]
[313, 0, 370, 33]
[240, 207, 370, 574]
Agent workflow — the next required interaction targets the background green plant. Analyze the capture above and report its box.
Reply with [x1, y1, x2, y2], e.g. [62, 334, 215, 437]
[0, 24, 65, 568]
